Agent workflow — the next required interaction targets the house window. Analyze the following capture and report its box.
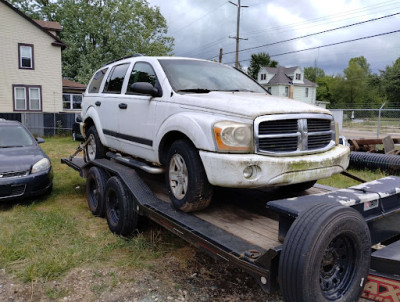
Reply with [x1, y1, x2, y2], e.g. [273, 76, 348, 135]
[18, 43, 34, 69]
[267, 87, 271, 93]
[285, 86, 289, 97]
[305, 88, 309, 98]
[29, 88, 41, 110]
[261, 74, 266, 81]
[13, 85, 41, 111]
[296, 73, 301, 80]
[63, 93, 82, 110]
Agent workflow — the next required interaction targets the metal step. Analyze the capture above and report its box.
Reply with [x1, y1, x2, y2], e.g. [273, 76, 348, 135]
[106, 152, 164, 174]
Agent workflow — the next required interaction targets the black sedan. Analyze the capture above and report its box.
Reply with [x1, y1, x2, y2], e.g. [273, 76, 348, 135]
[0, 119, 53, 201]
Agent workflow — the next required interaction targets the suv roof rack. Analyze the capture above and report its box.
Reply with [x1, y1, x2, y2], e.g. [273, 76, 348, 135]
[103, 54, 143, 67]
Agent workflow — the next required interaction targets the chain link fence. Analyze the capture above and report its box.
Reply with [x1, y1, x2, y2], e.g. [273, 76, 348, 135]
[0, 112, 79, 137]
[1, 107, 399, 140]
[330, 108, 400, 139]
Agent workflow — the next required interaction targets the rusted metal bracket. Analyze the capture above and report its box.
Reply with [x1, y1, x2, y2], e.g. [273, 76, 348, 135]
[341, 171, 367, 183]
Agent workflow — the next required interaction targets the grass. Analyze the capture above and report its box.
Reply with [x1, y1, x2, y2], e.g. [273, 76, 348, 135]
[0, 136, 392, 286]
[0, 137, 182, 284]
[317, 168, 390, 188]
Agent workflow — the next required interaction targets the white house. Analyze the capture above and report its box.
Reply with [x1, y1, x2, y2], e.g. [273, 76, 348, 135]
[0, 0, 68, 114]
[258, 66, 318, 105]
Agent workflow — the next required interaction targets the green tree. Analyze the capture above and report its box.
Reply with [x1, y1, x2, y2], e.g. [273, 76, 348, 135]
[341, 56, 371, 108]
[381, 57, 400, 108]
[8, 0, 174, 83]
[304, 66, 325, 83]
[247, 52, 278, 79]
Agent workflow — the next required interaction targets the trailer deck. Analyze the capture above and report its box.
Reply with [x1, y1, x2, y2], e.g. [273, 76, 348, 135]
[62, 156, 400, 301]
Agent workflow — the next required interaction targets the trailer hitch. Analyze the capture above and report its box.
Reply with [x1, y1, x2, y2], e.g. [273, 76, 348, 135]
[68, 137, 92, 161]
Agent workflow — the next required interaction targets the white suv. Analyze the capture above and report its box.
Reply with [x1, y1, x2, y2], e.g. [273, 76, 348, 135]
[81, 56, 350, 212]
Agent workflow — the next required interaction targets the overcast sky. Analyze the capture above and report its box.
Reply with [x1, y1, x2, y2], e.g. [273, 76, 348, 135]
[147, 0, 400, 75]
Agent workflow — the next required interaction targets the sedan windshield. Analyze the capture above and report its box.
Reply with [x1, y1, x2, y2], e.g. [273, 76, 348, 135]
[0, 125, 34, 147]
[158, 59, 266, 94]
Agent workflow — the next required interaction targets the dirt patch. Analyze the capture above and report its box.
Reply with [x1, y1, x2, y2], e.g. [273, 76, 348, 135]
[0, 247, 284, 302]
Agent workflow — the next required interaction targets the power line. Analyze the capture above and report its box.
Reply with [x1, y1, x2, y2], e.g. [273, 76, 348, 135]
[213, 12, 400, 59]
[177, 0, 399, 59]
[241, 0, 400, 38]
[225, 30, 400, 64]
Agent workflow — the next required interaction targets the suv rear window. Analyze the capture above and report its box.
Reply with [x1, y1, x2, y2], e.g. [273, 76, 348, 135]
[88, 68, 108, 93]
[103, 63, 130, 94]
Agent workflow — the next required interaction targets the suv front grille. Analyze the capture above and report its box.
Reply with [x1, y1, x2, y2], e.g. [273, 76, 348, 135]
[255, 114, 335, 156]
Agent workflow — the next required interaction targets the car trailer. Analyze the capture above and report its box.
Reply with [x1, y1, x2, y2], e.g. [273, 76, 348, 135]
[62, 154, 400, 302]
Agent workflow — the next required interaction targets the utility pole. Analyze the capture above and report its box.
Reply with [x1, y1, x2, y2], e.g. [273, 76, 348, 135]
[229, 0, 248, 68]
[219, 48, 223, 63]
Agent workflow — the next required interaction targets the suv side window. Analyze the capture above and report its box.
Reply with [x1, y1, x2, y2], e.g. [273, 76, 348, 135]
[126, 62, 158, 94]
[103, 63, 130, 94]
[88, 68, 108, 93]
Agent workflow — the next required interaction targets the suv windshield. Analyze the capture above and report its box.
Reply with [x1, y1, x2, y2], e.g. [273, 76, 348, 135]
[158, 59, 266, 94]
[0, 125, 34, 148]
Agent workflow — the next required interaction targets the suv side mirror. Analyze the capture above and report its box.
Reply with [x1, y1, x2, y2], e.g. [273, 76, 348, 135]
[130, 82, 159, 97]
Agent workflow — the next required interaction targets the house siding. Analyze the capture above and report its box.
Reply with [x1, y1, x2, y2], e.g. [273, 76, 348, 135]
[0, 1, 62, 113]
[293, 86, 316, 104]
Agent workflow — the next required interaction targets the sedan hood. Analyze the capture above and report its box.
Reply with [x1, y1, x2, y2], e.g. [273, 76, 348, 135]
[174, 92, 331, 119]
[0, 145, 45, 173]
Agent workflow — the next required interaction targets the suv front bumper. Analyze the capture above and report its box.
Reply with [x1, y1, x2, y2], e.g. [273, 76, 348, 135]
[199, 145, 350, 188]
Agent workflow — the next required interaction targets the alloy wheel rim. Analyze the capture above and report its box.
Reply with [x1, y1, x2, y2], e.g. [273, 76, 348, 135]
[169, 153, 188, 199]
[87, 134, 96, 161]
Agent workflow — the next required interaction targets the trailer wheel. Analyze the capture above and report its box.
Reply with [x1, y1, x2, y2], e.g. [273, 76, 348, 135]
[105, 176, 138, 236]
[86, 166, 108, 217]
[85, 126, 105, 162]
[279, 203, 371, 302]
[166, 140, 213, 212]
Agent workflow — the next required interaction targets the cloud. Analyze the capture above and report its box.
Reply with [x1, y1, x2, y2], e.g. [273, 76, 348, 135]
[149, 0, 400, 75]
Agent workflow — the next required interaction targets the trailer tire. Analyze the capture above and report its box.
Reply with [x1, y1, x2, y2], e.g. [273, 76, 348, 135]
[166, 140, 213, 212]
[105, 176, 138, 236]
[279, 202, 371, 302]
[85, 126, 105, 162]
[86, 166, 108, 217]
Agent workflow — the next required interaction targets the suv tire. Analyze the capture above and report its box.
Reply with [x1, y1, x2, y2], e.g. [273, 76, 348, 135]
[85, 126, 106, 162]
[166, 140, 213, 212]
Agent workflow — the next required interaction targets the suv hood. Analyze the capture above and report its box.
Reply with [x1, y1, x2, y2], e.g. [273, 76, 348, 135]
[175, 92, 330, 119]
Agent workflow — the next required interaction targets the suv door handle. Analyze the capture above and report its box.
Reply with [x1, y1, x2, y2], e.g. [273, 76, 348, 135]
[119, 103, 128, 109]
[95, 101, 101, 106]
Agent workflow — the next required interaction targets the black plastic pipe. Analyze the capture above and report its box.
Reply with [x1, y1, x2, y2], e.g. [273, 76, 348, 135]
[349, 152, 400, 175]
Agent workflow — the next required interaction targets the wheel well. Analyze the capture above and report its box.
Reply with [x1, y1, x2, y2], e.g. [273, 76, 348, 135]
[158, 131, 194, 165]
[84, 118, 94, 136]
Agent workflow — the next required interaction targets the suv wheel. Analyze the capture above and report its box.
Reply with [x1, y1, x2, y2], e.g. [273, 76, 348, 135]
[166, 140, 213, 212]
[85, 126, 106, 162]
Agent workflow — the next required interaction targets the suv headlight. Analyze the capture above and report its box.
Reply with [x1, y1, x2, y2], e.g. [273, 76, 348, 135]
[213, 121, 252, 152]
[31, 158, 51, 174]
